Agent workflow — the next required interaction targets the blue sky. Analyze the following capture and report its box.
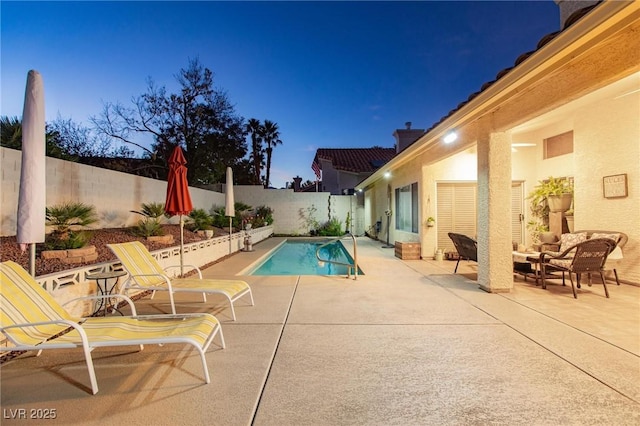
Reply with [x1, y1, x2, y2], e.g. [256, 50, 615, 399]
[1, 1, 560, 188]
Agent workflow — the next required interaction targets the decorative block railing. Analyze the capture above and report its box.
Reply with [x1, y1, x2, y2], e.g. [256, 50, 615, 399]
[33, 225, 274, 317]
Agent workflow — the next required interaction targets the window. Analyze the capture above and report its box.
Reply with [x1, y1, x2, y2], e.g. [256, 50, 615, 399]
[395, 183, 418, 233]
[544, 131, 573, 159]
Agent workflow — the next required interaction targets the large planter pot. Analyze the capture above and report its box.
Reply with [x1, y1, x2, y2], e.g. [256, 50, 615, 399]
[196, 229, 215, 239]
[547, 194, 572, 212]
[565, 216, 574, 233]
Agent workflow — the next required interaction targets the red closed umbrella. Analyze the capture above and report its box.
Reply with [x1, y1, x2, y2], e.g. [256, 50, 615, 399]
[165, 146, 193, 274]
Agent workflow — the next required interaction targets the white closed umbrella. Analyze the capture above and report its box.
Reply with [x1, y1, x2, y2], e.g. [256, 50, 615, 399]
[17, 70, 46, 276]
[225, 167, 235, 254]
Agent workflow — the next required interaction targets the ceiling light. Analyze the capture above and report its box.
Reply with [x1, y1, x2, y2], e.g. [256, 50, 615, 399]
[443, 132, 457, 144]
[511, 142, 536, 147]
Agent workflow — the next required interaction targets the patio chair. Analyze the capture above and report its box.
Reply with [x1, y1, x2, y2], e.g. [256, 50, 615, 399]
[0, 261, 224, 395]
[108, 241, 254, 320]
[448, 232, 478, 273]
[540, 238, 615, 298]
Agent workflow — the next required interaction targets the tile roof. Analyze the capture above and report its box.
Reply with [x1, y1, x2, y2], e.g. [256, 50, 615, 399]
[314, 147, 397, 173]
[422, 2, 602, 136]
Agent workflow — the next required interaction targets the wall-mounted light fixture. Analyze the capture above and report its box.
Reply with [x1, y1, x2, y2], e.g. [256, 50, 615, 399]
[384, 171, 391, 179]
[443, 132, 458, 144]
[511, 142, 536, 152]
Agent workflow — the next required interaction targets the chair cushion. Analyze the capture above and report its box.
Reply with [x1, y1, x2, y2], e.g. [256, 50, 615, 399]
[590, 232, 620, 243]
[559, 232, 587, 253]
[549, 258, 572, 270]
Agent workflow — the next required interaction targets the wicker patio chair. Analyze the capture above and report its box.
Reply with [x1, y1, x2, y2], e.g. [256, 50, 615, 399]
[540, 238, 615, 298]
[447, 232, 478, 273]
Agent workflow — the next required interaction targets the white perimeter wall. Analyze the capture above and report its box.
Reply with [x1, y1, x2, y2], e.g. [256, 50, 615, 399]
[1, 147, 356, 238]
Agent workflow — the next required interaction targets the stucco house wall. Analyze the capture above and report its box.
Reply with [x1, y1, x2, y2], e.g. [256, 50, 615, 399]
[573, 89, 639, 284]
[358, 0, 640, 287]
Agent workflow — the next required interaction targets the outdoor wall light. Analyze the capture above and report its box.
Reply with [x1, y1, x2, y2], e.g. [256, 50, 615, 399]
[443, 132, 458, 144]
[384, 171, 391, 179]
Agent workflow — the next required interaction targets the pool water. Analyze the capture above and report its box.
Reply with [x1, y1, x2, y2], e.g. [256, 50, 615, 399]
[249, 240, 363, 276]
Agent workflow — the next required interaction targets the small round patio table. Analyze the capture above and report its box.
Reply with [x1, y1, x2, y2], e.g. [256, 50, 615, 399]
[86, 270, 127, 316]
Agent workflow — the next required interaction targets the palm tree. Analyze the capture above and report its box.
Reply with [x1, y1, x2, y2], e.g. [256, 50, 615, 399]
[246, 118, 264, 185]
[260, 120, 282, 188]
[0, 116, 23, 149]
[0, 115, 71, 159]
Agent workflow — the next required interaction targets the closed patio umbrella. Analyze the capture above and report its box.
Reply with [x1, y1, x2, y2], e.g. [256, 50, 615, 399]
[225, 167, 235, 254]
[17, 70, 46, 276]
[165, 146, 193, 275]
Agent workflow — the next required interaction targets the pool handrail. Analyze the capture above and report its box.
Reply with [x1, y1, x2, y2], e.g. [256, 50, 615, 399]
[315, 233, 358, 280]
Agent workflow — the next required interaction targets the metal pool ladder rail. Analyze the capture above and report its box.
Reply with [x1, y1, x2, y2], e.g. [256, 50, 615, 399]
[315, 233, 359, 280]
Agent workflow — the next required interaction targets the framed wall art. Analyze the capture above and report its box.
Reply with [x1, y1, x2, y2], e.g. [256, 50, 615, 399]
[602, 173, 628, 198]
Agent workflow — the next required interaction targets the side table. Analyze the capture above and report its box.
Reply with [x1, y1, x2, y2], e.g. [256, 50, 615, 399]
[86, 270, 127, 316]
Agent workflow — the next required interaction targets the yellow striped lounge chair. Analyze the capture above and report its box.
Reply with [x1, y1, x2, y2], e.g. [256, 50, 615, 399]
[0, 261, 224, 395]
[108, 241, 254, 320]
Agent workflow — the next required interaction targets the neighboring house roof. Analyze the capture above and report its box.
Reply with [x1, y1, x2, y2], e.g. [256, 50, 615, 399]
[313, 147, 397, 173]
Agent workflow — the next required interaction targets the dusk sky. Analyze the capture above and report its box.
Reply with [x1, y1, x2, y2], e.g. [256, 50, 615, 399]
[1, 1, 560, 189]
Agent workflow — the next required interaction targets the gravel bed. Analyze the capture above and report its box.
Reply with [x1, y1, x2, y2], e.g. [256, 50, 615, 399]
[1, 225, 227, 276]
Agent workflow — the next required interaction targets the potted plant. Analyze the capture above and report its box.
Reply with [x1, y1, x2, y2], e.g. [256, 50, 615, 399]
[426, 217, 435, 227]
[188, 208, 214, 238]
[532, 176, 573, 213]
[526, 176, 573, 242]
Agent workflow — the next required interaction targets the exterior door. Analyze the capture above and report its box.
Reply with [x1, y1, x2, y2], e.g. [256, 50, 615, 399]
[511, 182, 525, 245]
[436, 182, 477, 252]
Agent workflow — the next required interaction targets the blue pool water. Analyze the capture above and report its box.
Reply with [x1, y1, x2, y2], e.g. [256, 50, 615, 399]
[250, 240, 363, 276]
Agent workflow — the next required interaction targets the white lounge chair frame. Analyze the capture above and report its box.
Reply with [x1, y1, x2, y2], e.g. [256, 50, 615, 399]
[108, 241, 254, 320]
[1, 261, 225, 394]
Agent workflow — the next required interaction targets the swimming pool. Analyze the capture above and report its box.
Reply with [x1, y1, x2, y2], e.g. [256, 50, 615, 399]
[248, 239, 363, 276]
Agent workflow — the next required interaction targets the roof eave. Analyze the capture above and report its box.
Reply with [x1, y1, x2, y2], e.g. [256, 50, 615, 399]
[356, 0, 638, 191]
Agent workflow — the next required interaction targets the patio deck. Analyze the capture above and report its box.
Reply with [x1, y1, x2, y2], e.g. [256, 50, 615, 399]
[1, 236, 638, 425]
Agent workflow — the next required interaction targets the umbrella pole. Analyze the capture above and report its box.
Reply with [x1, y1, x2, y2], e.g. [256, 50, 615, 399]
[179, 215, 184, 276]
[229, 217, 232, 254]
[29, 243, 36, 276]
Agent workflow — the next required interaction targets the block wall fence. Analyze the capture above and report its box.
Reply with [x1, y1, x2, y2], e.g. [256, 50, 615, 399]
[1, 147, 358, 237]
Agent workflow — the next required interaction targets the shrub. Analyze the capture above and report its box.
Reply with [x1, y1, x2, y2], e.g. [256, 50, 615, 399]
[316, 217, 343, 236]
[254, 205, 274, 227]
[130, 202, 166, 237]
[187, 208, 213, 231]
[45, 202, 97, 249]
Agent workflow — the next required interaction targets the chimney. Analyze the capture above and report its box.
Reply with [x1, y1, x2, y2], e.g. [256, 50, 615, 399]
[393, 122, 425, 153]
[554, 0, 599, 29]
[292, 176, 302, 192]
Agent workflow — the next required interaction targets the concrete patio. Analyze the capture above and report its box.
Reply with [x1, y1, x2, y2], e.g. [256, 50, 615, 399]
[1, 236, 639, 425]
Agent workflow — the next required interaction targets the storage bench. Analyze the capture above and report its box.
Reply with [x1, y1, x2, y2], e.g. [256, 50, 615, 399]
[394, 242, 421, 260]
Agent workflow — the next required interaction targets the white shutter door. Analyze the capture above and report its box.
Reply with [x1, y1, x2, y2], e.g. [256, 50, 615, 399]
[511, 182, 524, 245]
[437, 183, 477, 251]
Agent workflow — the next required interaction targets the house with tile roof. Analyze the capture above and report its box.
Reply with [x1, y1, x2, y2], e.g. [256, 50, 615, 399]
[311, 122, 424, 195]
[311, 147, 396, 195]
[357, 0, 640, 290]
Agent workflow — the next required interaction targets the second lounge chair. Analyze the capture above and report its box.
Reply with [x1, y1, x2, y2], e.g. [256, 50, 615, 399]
[108, 241, 254, 320]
